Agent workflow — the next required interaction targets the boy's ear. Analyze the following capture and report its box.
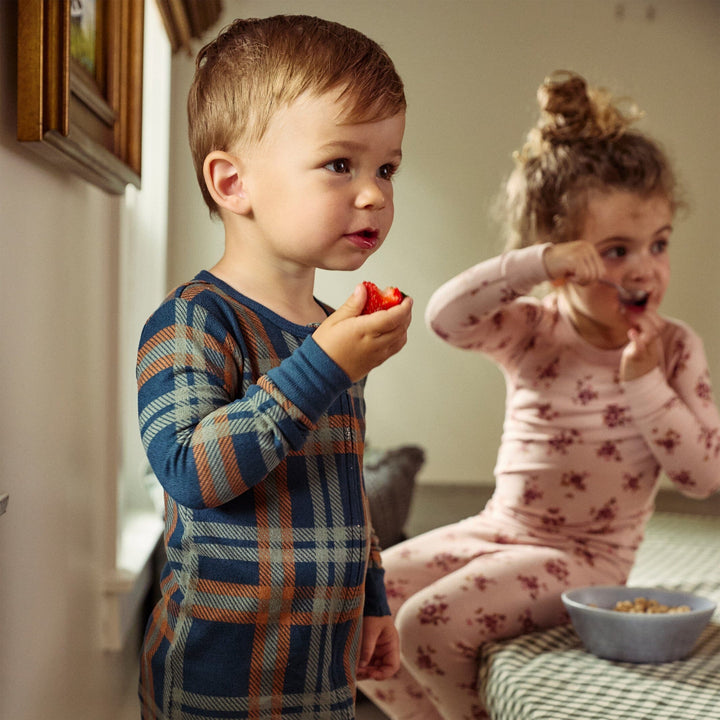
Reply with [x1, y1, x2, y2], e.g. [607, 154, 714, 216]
[203, 151, 251, 215]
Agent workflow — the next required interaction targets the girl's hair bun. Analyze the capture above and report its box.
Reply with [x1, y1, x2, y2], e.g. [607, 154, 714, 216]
[519, 70, 643, 162]
[500, 70, 681, 250]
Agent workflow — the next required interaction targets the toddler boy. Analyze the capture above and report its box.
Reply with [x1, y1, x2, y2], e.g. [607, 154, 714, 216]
[137, 14, 411, 720]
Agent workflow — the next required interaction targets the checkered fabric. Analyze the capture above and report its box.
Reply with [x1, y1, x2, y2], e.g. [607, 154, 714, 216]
[627, 513, 720, 587]
[478, 513, 720, 720]
[479, 621, 720, 720]
[136, 272, 389, 719]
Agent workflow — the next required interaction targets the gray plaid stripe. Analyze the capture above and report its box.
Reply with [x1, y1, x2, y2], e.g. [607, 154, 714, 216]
[178, 685, 354, 718]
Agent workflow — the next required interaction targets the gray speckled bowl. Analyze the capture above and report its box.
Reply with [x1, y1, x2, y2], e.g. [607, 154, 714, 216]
[562, 585, 716, 663]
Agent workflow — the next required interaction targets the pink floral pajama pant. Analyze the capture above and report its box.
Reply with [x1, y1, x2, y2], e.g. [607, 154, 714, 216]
[358, 513, 629, 720]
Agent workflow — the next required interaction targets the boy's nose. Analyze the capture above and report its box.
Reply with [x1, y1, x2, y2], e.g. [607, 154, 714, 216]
[354, 178, 387, 209]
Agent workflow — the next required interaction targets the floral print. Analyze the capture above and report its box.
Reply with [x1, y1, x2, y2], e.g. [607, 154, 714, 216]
[418, 597, 451, 626]
[603, 403, 631, 427]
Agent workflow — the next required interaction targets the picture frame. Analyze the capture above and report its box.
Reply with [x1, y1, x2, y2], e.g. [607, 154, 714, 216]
[154, 0, 222, 55]
[17, 0, 144, 195]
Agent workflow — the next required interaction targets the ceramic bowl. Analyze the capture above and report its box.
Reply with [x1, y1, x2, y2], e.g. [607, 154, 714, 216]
[561, 585, 716, 663]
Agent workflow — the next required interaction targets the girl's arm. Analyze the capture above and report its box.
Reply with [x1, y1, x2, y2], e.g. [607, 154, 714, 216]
[623, 323, 720, 498]
[425, 244, 551, 353]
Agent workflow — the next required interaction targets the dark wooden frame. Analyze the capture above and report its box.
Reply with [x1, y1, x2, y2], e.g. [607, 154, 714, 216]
[17, 0, 144, 194]
[154, 0, 222, 55]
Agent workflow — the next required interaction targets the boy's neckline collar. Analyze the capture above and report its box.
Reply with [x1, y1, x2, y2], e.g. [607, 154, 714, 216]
[195, 270, 332, 331]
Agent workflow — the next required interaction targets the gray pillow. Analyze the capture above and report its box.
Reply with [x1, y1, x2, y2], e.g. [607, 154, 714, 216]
[363, 445, 425, 549]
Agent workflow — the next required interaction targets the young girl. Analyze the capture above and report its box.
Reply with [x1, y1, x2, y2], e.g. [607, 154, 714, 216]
[357, 71, 720, 720]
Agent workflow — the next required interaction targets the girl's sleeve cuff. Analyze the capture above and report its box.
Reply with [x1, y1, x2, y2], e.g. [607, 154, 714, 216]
[500, 243, 554, 293]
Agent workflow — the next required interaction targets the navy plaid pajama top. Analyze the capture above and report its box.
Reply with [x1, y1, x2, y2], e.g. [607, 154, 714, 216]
[136, 272, 390, 719]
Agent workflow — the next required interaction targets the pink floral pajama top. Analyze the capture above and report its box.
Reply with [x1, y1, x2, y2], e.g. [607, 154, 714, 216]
[426, 244, 720, 571]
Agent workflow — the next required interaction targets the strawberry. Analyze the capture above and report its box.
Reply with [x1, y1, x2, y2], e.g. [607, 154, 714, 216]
[361, 281, 405, 314]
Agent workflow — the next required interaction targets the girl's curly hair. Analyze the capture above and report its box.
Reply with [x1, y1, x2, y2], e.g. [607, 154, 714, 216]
[500, 71, 683, 250]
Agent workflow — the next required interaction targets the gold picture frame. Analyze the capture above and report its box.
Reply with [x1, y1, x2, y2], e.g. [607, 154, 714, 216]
[17, 0, 144, 194]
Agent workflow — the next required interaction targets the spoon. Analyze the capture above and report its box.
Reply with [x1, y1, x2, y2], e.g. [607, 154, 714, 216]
[553, 277, 649, 306]
[597, 279, 649, 306]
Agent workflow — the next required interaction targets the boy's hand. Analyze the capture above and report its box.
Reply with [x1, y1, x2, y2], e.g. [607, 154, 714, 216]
[543, 240, 605, 286]
[356, 615, 400, 681]
[313, 284, 412, 382]
[620, 311, 664, 381]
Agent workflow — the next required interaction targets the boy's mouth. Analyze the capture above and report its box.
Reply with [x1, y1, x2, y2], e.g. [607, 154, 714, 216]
[346, 228, 379, 249]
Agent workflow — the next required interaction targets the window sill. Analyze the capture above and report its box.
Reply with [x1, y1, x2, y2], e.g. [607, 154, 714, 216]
[101, 510, 163, 651]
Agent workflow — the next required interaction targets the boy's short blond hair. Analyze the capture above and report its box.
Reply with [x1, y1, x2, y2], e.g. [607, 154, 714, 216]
[188, 15, 406, 216]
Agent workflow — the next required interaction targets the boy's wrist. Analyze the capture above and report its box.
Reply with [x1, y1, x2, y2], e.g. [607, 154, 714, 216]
[363, 567, 391, 616]
[265, 336, 351, 425]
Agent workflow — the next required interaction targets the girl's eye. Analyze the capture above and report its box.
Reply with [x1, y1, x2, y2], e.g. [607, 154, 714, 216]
[378, 163, 399, 181]
[325, 158, 350, 174]
[652, 238, 669, 254]
[602, 246, 626, 260]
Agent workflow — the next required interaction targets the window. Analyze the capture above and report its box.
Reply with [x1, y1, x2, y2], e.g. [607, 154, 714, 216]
[101, 0, 170, 650]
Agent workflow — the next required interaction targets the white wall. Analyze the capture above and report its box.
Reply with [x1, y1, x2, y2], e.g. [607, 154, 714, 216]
[0, 1, 171, 717]
[167, 0, 720, 488]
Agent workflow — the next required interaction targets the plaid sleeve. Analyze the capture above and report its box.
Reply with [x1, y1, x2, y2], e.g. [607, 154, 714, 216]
[136, 295, 351, 508]
[364, 565, 391, 616]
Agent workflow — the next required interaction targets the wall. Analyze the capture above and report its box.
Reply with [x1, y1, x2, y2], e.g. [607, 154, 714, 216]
[167, 0, 720, 487]
[0, 1, 170, 718]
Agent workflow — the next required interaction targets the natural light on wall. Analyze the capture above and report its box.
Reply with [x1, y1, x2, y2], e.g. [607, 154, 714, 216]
[101, 0, 170, 651]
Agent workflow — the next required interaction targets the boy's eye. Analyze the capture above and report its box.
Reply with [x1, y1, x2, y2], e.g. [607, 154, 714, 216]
[378, 163, 399, 181]
[325, 158, 350, 174]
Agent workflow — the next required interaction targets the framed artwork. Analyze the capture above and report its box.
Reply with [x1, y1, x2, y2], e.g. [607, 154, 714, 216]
[154, 0, 222, 54]
[17, 0, 144, 194]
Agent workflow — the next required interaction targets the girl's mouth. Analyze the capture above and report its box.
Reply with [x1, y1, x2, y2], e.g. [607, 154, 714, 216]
[621, 292, 650, 313]
[621, 290, 649, 306]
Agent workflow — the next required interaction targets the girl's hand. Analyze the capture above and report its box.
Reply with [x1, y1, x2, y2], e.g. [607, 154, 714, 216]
[543, 240, 605, 286]
[312, 284, 413, 382]
[356, 615, 401, 681]
[620, 311, 664, 381]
